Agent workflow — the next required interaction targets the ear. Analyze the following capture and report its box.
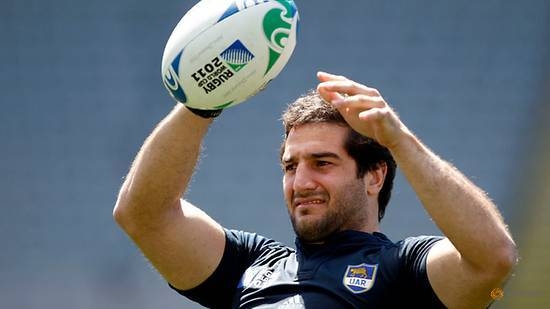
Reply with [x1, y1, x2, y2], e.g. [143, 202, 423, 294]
[365, 162, 387, 196]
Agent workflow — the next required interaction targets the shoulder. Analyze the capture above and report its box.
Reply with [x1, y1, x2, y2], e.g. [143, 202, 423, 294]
[222, 229, 296, 273]
[396, 235, 445, 254]
[372, 234, 443, 259]
[387, 235, 444, 270]
[225, 229, 294, 256]
[225, 229, 289, 248]
[172, 229, 294, 307]
[390, 235, 446, 307]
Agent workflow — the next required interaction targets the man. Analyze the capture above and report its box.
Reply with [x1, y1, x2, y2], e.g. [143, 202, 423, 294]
[114, 71, 517, 308]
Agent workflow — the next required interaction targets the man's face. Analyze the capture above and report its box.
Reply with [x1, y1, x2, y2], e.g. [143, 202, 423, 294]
[281, 123, 370, 243]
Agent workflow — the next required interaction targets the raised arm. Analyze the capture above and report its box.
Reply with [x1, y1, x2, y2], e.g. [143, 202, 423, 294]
[389, 128, 516, 307]
[317, 71, 517, 308]
[113, 104, 225, 290]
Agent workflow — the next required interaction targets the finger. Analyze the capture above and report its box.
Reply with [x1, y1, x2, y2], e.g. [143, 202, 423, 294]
[335, 94, 387, 110]
[317, 82, 345, 104]
[358, 107, 391, 122]
[318, 80, 380, 97]
[317, 71, 348, 82]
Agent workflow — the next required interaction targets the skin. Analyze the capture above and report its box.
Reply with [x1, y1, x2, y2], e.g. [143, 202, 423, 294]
[114, 71, 517, 308]
[317, 71, 517, 308]
[113, 107, 225, 290]
[281, 123, 384, 242]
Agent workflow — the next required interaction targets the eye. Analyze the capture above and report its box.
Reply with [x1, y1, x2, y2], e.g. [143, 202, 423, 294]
[316, 160, 331, 167]
[283, 163, 296, 172]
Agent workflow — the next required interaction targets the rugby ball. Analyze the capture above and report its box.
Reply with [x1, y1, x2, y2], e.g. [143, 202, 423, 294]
[161, 0, 299, 110]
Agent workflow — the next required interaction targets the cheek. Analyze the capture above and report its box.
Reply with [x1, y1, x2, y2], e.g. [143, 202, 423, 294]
[282, 176, 292, 201]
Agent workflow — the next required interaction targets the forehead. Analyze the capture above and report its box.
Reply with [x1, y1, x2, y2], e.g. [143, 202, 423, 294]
[282, 123, 349, 159]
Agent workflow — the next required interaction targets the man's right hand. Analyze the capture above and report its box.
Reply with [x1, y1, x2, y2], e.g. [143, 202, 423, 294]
[113, 104, 226, 290]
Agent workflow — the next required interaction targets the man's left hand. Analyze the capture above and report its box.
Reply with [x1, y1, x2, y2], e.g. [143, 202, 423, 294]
[317, 71, 411, 151]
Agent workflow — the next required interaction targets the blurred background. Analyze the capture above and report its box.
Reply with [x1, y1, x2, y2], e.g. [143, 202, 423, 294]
[1, 0, 548, 308]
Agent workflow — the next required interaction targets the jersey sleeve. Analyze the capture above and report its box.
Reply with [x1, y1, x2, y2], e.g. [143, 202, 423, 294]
[397, 235, 446, 308]
[168, 228, 282, 308]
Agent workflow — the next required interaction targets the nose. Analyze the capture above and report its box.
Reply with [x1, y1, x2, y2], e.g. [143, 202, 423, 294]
[292, 164, 317, 192]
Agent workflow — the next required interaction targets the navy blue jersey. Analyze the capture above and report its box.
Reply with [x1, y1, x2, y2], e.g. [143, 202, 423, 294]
[170, 229, 445, 308]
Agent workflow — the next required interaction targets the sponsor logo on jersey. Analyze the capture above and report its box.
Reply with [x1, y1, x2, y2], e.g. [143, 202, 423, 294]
[238, 267, 275, 289]
[342, 263, 378, 294]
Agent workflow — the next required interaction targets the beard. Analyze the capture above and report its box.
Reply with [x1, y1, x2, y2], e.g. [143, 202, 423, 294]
[288, 178, 369, 243]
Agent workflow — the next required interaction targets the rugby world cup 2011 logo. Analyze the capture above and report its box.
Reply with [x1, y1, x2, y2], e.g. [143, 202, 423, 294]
[219, 40, 255, 72]
[342, 263, 378, 294]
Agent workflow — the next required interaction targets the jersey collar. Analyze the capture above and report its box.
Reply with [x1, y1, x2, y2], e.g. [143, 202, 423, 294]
[295, 230, 393, 257]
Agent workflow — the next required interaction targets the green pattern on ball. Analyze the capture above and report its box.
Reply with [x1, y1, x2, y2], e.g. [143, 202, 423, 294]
[262, 0, 295, 75]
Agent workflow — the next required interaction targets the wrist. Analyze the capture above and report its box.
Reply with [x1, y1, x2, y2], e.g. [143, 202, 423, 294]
[185, 105, 223, 119]
[387, 130, 421, 160]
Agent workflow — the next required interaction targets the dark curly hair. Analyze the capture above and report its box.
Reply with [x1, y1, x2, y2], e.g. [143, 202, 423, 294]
[280, 90, 397, 221]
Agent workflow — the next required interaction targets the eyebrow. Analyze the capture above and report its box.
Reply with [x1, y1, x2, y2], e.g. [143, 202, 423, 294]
[282, 151, 342, 164]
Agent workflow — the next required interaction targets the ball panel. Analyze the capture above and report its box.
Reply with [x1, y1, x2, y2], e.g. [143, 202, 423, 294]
[163, 50, 188, 103]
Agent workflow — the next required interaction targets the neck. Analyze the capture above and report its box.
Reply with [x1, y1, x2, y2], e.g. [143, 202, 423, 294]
[345, 202, 381, 235]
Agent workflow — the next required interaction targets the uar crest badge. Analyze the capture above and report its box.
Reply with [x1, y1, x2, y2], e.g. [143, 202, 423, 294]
[342, 263, 378, 294]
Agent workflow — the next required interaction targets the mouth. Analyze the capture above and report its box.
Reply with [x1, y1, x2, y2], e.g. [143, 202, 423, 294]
[294, 198, 326, 209]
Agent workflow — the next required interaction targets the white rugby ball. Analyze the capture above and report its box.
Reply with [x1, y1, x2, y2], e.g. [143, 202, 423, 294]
[161, 0, 299, 110]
